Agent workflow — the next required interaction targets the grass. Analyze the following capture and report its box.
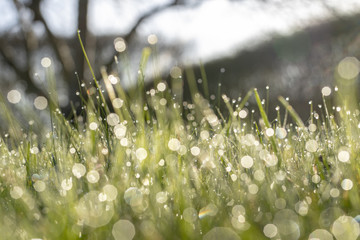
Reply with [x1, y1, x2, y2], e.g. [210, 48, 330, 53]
[1, 45, 360, 240]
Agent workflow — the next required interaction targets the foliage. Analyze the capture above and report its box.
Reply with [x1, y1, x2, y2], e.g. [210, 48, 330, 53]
[1, 48, 360, 240]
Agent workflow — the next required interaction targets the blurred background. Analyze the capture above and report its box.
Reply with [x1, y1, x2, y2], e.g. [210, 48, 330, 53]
[1, 0, 360, 118]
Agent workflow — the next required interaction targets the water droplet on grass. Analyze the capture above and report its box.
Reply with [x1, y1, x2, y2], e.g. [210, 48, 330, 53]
[338, 150, 350, 163]
[232, 205, 245, 217]
[308, 124, 317, 132]
[263, 224, 278, 238]
[156, 191, 167, 204]
[199, 203, 218, 219]
[34, 181, 46, 192]
[203, 227, 240, 240]
[120, 138, 128, 147]
[305, 140, 318, 153]
[337, 57, 359, 80]
[168, 138, 180, 151]
[241, 155, 253, 168]
[87, 170, 100, 183]
[265, 128, 274, 137]
[200, 130, 210, 140]
[61, 178, 73, 191]
[112, 220, 136, 240]
[190, 146, 200, 156]
[34, 96, 48, 110]
[114, 38, 126, 52]
[10, 186, 23, 199]
[103, 184, 118, 201]
[41, 57, 52, 68]
[312, 174, 321, 184]
[135, 148, 147, 162]
[276, 128, 287, 139]
[309, 229, 333, 240]
[330, 188, 340, 198]
[248, 184, 259, 194]
[107, 113, 120, 126]
[254, 170, 265, 181]
[331, 216, 360, 240]
[124, 187, 143, 207]
[321, 86, 332, 96]
[341, 179, 353, 190]
[7, 90, 21, 104]
[72, 163, 86, 178]
[158, 159, 165, 166]
[239, 109, 248, 119]
[89, 122, 98, 131]
[157, 82, 166, 92]
[275, 198, 286, 210]
[114, 124, 127, 139]
[108, 75, 119, 84]
[112, 98, 123, 108]
[183, 207, 198, 223]
[147, 34, 158, 45]
[76, 191, 114, 228]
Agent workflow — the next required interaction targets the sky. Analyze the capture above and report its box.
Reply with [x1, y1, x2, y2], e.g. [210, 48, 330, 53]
[2, 0, 360, 64]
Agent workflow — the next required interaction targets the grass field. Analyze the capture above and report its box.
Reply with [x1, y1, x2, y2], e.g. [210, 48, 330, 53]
[1, 44, 360, 240]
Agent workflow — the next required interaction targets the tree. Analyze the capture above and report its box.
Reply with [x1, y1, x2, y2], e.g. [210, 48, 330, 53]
[0, 0, 183, 113]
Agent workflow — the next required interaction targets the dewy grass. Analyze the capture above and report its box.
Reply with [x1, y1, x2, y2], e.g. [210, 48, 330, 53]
[1, 47, 360, 240]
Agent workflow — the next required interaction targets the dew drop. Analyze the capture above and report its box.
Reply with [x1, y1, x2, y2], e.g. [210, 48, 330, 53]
[61, 178, 73, 191]
[103, 184, 118, 201]
[263, 224, 278, 238]
[331, 216, 360, 240]
[190, 146, 200, 156]
[275, 128, 287, 139]
[341, 179, 353, 190]
[241, 155, 253, 168]
[203, 227, 240, 240]
[34, 181, 46, 192]
[265, 128, 274, 137]
[107, 113, 120, 126]
[308, 124, 317, 132]
[147, 34, 158, 45]
[309, 229, 333, 240]
[10, 186, 23, 199]
[76, 191, 114, 228]
[7, 90, 21, 104]
[338, 150, 350, 163]
[89, 122, 98, 131]
[124, 187, 143, 207]
[114, 37, 126, 52]
[199, 203, 218, 219]
[337, 57, 359, 80]
[72, 163, 86, 178]
[183, 207, 198, 223]
[86, 170, 100, 183]
[321, 86, 332, 96]
[305, 140, 318, 153]
[135, 148, 147, 162]
[41, 57, 52, 68]
[239, 109, 248, 119]
[156, 191, 168, 204]
[157, 82, 166, 92]
[158, 159, 165, 166]
[112, 219, 136, 240]
[112, 98, 124, 108]
[34, 96, 48, 110]
[168, 138, 180, 151]
[114, 124, 127, 139]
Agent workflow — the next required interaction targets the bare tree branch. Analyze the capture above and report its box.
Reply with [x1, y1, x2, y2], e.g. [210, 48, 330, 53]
[103, 0, 182, 71]
[30, 0, 75, 76]
[0, 43, 46, 97]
